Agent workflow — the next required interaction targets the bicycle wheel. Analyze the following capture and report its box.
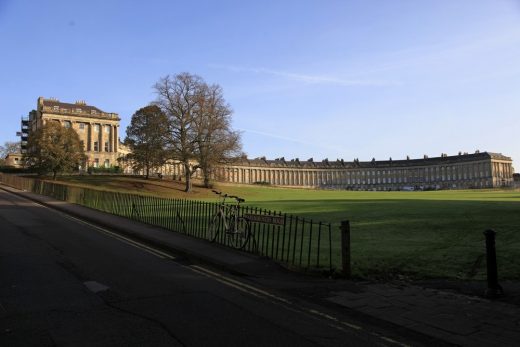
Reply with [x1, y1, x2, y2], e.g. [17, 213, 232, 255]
[229, 217, 250, 249]
[208, 213, 221, 242]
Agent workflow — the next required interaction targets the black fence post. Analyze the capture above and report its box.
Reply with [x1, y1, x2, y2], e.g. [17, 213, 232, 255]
[341, 220, 351, 278]
[484, 229, 503, 298]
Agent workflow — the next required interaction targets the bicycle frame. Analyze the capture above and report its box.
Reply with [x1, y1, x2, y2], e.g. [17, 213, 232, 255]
[209, 190, 250, 249]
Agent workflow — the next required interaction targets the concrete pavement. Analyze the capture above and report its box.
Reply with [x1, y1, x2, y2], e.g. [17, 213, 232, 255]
[2, 183, 520, 346]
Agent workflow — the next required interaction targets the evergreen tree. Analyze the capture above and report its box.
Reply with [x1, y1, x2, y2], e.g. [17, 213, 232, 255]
[24, 121, 86, 179]
[125, 105, 169, 179]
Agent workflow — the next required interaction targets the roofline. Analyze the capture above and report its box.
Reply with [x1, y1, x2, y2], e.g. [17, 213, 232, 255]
[230, 151, 512, 168]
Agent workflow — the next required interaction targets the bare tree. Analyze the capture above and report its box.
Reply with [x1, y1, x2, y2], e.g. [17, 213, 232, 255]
[154, 73, 202, 192]
[154, 73, 243, 192]
[0, 141, 21, 163]
[194, 83, 243, 187]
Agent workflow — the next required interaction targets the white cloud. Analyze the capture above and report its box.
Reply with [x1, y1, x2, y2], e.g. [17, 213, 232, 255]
[241, 128, 342, 153]
[346, 28, 520, 77]
[209, 64, 401, 87]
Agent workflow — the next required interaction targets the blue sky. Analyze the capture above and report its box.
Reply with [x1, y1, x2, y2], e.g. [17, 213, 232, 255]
[1, 0, 519, 168]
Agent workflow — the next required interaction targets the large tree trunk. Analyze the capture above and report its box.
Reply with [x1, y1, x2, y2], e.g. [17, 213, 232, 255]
[184, 163, 192, 192]
[145, 164, 150, 179]
[202, 166, 210, 188]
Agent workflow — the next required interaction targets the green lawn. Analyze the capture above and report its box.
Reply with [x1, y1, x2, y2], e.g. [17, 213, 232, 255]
[53, 176, 520, 280]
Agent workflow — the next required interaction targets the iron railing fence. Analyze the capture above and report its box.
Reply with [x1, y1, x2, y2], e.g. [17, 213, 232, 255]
[0, 174, 335, 272]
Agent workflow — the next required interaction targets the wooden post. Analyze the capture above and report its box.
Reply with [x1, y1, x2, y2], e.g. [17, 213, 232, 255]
[341, 220, 351, 278]
[484, 229, 503, 297]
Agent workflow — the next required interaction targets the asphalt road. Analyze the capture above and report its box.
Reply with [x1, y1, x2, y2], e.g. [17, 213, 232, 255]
[0, 188, 402, 346]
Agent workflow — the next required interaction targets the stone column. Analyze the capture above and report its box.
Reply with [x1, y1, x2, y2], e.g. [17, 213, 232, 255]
[107, 125, 113, 152]
[98, 124, 102, 152]
[101, 125, 106, 153]
[113, 125, 118, 153]
[100, 124, 105, 153]
[87, 123, 92, 151]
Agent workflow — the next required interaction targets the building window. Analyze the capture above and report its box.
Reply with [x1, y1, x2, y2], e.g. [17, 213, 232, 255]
[53, 106, 59, 111]
[104, 141, 109, 152]
[94, 141, 99, 152]
[93, 159, 99, 168]
[104, 125, 110, 133]
[94, 124, 100, 132]
[91, 110, 97, 115]
[79, 123, 85, 130]
[63, 121, 71, 128]
[76, 108, 82, 113]
[104, 159, 110, 168]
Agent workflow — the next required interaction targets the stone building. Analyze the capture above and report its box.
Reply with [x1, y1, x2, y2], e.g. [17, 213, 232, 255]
[24, 97, 121, 169]
[514, 173, 520, 188]
[3, 153, 23, 168]
[211, 152, 514, 190]
[18, 97, 515, 190]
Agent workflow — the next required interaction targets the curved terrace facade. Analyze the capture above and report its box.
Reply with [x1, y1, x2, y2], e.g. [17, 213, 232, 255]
[18, 98, 515, 190]
[212, 152, 514, 190]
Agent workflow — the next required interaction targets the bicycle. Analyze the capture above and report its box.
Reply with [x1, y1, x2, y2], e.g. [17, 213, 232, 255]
[208, 190, 251, 249]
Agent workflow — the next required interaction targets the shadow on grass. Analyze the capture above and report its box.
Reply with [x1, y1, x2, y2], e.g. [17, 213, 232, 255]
[51, 175, 214, 196]
[249, 199, 520, 280]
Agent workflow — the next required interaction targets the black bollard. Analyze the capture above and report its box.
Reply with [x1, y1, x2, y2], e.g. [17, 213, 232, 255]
[484, 229, 504, 298]
[341, 220, 351, 278]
